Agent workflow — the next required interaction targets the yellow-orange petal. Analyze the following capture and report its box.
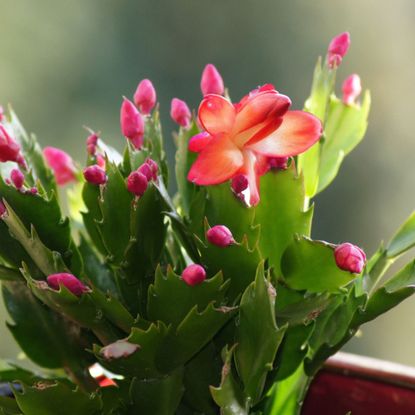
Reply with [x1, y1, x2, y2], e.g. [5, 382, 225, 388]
[234, 91, 291, 134]
[198, 95, 236, 135]
[246, 110, 322, 157]
[187, 135, 243, 185]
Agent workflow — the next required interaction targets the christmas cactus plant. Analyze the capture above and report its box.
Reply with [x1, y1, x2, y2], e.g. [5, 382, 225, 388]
[0, 32, 414, 415]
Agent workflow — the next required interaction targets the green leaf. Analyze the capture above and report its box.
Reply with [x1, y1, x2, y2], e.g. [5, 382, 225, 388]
[175, 121, 198, 216]
[235, 263, 286, 404]
[0, 265, 22, 281]
[210, 346, 248, 415]
[386, 211, 415, 258]
[317, 92, 371, 193]
[159, 303, 237, 372]
[281, 236, 357, 292]
[129, 368, 184, 415]
[253, 165, 313, 275]
[147, 266, 228, 326]
[13, 381, 101, 415]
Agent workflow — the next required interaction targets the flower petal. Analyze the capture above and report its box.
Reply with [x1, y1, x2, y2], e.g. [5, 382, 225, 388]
[198, 95, 236, 135]
[188, 132, 212, 153]
[234, 91, 291, 134]
[188, 135, 243, 185]
[246, 110, 322, 157]
[239, 150, 261, 206]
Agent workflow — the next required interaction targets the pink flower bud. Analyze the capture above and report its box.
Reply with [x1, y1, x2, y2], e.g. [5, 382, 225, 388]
[0, 106, 4, 122]
[86, 133, 99, 155]
[188, 131, 212, 153]
[96, 154, 106, 169]
[47, 273, 89, 296]
[120, 98, 145, 149]
[334, 243, 366, 274]
[342, 74, 362, 105]
[145, 158, 158, 180]
[0, 201, 7, 217]
[0, 125, 22, 163]
[10, 169, 24, 189]
[100, 340, 139, 360]
[327, 32, 350, 68]
[83, 165, 107, 185]
[206, 225, 235, 247]
[29, 187, 38, 195]
[200, 64, 225, 96]
[133, 79, 157, 115]
[182, 264, 206, 286]
[231, 174, 248, 194]
[137, 163, 153, 181]
[126, 171, 148, 196]
[170, 98, 191, 128]
[43, 146, 77, 185]
[269, 156, 289, 170]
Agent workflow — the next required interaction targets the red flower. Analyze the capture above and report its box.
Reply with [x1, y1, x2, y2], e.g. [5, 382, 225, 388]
[187, 85, 322, 205]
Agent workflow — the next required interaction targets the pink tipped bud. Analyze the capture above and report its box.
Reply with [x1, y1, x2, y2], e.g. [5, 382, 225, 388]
[43, 146, 77, 185]
[170, 98, 191, 128]
[269, 156, 289, 170]
[83, 165, 107, 185]
[206, 225, 235, 247]
[120, 98, 145, 149]
[188, 132, 212, 153]
[96, 154, 106, 169]
[145, 158, 158, 180]
[126, 171, 148, 196]
[0, 106, 4, 122]
[100, 340, 139, 360]
[334, 243, 366, 274]
[86, 133, 99, 155]
[134, 79, 157, 115]
[29, 187, 38, 195]
[137, 163, 153, 181]
[10, 169, 24, 189]
[231, 174, 249, 194]
[182, 264, 206, 286]
[328, 32, 351, 68]
[200, 64, 225, 96]
[0, 125, 22, 164]
[0, 201, 7, 217]
[47, 273, 89, 296]
[342, 74, 362, 105]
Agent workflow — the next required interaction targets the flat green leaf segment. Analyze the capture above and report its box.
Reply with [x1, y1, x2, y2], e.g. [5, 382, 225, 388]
[386, 210, 415, 258]
[281, 236, 357, 292]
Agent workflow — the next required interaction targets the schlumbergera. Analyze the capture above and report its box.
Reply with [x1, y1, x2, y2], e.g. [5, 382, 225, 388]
[0, 32, 415, 415]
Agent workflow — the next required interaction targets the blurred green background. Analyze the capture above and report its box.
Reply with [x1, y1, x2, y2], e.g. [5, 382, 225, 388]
[1, 0, 415, 366]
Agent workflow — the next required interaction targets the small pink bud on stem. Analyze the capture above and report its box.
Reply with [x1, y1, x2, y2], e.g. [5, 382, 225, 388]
[0, 125, 23, 164]
[182, 264, 206, 286]
[43, 147, 77, 185]
[83, 165, 107, 185]
[200, 64, 225, 96]
[334, 243, 366, 274]
[145, 158, 158, 180]
[206, 225, 235, 247]
[327, 32, 351, 68]
[100, 340, 139, 360]
[170, 98, 191, 128]
[342, 74, 362, 105]
[120, 98, 145, 149]
[134, 79, 157, 115]
[0, 201, 7, 218]
[47, 273, 89, 296]
[10, 169, 24, 189]
[86, 132, 99, 155]
[126, 171, 148, 196]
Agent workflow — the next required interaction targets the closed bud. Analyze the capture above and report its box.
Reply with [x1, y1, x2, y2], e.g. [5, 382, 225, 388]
[10, 169, 24, 189]
[120, 98, 145, 149]
[188, 131, 211, 153]
[334, 243, 366, 274]
[134, 79, 157, 115]
[145, 158, 158, 180]
[231, 174, 248, 194]
[0, 106, 4, 122]
[47, 273, 89, 296]
[126, 171, 148, 196]
[200, 64, 224, 96]
[101, 340, 139, 360]
[0, 125, 22, 164]
[0, 201, 7, 217]
[182, 264, 206, 286]
[43, 146, 77, 185]
[342, 74, 362, 105]
[137, 163, 153, 181]
[170, 98, 191, 128]
[327, 32, 350, 68]
[206, 225, 235, 247]
[86, 133, 99, 155]
[83, 165, 107, 185]
[269, 156, 289, 170]
[96, 154, 106, 169]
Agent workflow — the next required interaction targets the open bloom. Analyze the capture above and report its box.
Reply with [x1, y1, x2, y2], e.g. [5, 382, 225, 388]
[43, 146, 77, 185]
[187, 85, 322, 205]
